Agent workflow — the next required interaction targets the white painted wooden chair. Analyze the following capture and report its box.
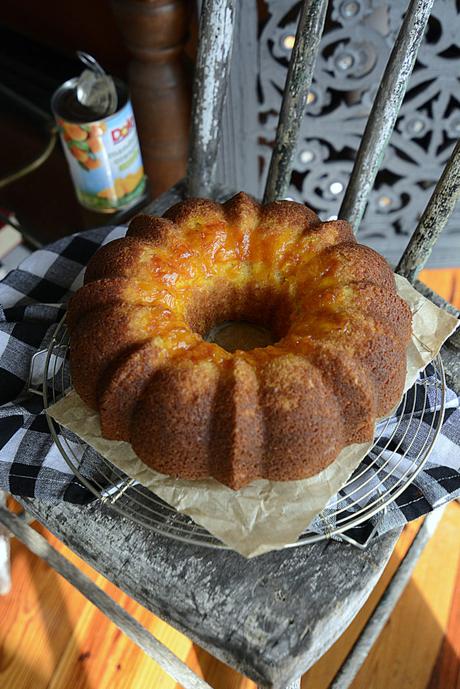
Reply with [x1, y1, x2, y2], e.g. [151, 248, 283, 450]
[1, 1, 459, 688]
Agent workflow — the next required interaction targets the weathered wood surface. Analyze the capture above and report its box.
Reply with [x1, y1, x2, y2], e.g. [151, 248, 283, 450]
[13, 496, 399, 689]
[263, 0, 328, 204]
[339, 0, 435, 232]
[215, 1, 259, 197]
[187, 0, 235, 197]
[0, 506, 213, 689]
[415, 280, 460, 395]
[328, 506, 446, 689]
[0, 491, 11, 595]
[397, 139, 460, 283]
[142, 179, 230, 215]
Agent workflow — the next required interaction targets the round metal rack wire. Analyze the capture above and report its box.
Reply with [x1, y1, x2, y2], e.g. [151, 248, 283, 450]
[41, 316, 446, 550]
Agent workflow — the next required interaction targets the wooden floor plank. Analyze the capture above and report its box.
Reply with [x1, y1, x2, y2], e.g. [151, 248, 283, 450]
[426, 541, 460, 689]
[0, 537, 94, 689]
[0, 520, 193, 689]
[347, 503, 460, 689]
[186, 644, 255, 689]
[420, 268, 460, 308]
[180, 505, 460, 689]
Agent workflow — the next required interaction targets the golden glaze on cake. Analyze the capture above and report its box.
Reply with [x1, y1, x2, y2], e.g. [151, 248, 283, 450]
[67, 193, 412, 489]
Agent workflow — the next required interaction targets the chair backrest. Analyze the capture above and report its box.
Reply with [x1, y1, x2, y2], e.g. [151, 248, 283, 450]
[186, 0, 460, 279]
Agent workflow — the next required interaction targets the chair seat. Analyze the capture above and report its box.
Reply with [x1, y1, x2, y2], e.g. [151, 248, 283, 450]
[17, 495, 399, 689]
[12, 185, 457, 689]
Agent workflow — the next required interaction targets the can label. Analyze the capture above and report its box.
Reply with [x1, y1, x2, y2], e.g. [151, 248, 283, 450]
[56, 99, 146, 212]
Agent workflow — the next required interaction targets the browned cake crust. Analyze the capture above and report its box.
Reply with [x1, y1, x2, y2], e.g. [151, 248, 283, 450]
[67, 192, 412, 489]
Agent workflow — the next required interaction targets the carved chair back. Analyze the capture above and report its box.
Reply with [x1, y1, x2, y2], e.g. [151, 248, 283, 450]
[187, 0, 460, 295]
[214, 1, 460, 269]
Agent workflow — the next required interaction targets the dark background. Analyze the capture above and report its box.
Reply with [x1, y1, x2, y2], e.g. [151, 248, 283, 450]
[0, 0, 196, 246]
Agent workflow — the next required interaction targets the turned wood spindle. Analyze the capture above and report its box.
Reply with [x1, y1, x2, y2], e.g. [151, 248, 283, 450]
[112, 0, 192, 197]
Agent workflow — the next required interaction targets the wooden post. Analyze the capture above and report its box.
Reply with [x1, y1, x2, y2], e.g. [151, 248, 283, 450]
[397, 138, 460, 283]
[186, 0, 235, 197]
[215, 1, 259, 197]
[339, 0, 435, 233]
[112, 0, 192, 197]
[328, 508, 446, 689]
[263, 0, 328, 204]
[0, 491, 11, 595]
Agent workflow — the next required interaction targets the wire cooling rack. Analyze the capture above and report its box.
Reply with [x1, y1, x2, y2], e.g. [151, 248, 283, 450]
[39, 316, 446, 549]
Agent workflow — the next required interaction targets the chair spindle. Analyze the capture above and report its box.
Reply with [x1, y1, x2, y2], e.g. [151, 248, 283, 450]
[263, 0, 328, 204]
[339, 0, 434, 233]
[397, 139, 460, 284]
[187, 0, 235, 197]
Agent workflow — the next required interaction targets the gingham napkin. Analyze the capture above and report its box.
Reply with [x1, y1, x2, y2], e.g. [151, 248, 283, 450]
[0, 226, 459, 543]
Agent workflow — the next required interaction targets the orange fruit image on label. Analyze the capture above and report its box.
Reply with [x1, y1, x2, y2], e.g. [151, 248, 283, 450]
[63, 123, 88, 141]
[88, 136, 102, 154]
[54, 85, 145, 212]
[70, 146, 89, 163]
[85, 157, 101, 170]
[97, 188, 117, 200]
[97, 166, 144, 200]
[90, 124, 105, 138]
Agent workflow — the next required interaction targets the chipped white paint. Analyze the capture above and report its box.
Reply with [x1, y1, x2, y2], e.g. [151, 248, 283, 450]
[397, 137, 460, 283]
[258, 681, 301, 689]
[0, 491, 11, 595]
[263, 0, 328, 203]
[340, 0, 435, 231]
[187, 0, 235, 196]
[197, 5, 234, 148]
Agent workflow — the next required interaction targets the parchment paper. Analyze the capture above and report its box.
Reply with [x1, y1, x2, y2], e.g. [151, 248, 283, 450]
[48, 275, 459, 557]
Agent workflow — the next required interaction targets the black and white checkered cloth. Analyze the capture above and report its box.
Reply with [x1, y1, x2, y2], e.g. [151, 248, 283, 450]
[0, 225, 459, 542]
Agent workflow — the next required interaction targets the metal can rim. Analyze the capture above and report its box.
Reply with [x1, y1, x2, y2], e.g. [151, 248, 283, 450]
[51, 76, 130, 124]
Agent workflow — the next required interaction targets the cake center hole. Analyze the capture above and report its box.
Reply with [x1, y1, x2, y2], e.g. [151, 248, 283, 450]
[205, 321, 275, 353]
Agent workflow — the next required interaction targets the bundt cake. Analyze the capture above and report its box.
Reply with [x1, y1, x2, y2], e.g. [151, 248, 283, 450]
[67, 192, 412, 489]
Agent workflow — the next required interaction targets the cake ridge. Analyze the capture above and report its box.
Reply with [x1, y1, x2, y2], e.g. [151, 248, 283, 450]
[67, 192, 412, 489]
